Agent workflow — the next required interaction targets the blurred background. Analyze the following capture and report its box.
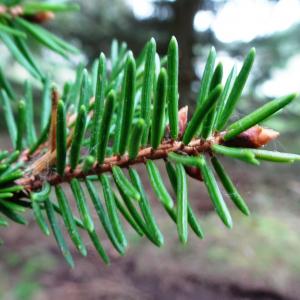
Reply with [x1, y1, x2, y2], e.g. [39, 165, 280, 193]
[1, 0, 300, 299]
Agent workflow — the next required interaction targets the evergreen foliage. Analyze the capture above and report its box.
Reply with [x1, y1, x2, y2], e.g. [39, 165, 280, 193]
[0, 0, 299, 267]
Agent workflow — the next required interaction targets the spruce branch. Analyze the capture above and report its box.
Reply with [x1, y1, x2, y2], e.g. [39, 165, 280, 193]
[0, 33, 299, 267]
[18, 126, 278, 192]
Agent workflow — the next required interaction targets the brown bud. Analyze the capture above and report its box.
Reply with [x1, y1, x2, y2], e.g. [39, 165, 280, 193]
[175, 150, 203, 181]
[224, 125, 279, 148]
[166, 106, 188, 138]
[178, 106, 188, 137]
[24, 11, 55, 23]
[185, 165, 203, 181]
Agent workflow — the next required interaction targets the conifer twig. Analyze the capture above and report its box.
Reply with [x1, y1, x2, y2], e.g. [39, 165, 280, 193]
[18, 125, 278, 192]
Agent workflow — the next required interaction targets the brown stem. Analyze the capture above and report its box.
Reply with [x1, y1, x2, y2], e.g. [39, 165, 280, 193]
[17, 123, 280, 193]
[18, 136, 219, 192]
